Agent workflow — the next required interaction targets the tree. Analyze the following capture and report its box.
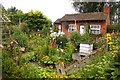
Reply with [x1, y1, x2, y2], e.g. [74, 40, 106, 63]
[7, 6, 18, 25]
[23, 10, 51, 31]
[72, 2, 104, 12]
[6, 6, 24, 25]
[116, 1, 120, 24]
[16, 10, 24, 23]
[0, 4, 7, 16]
[72, 1, 119, 24]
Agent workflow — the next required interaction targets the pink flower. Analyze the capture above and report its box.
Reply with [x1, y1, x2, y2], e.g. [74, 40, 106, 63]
[20, 46, 25, 51]
[0, 44, 4, 48]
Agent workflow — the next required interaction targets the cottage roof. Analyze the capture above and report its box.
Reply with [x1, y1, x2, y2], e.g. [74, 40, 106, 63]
[54, 18, 61, 24]
[60, 12, 108, 21]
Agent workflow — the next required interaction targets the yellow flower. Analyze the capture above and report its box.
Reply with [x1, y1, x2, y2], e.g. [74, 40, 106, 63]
[61, 62, 64, 68]
[106, 37, 112, 42]
[106, 33, 111, 37]
[65, 75, 68, 78]
[30, 34, 32, 37]
[55, 74, 58, 78]
[108, 42, 113, 45]
[60, 75, 63, 78]
[38, 33, 40, 37]
[43, 56, 49, 59]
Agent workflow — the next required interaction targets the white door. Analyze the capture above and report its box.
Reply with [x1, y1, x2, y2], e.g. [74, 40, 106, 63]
[58, 25, 61, 33]
[80, 25, 85, 34]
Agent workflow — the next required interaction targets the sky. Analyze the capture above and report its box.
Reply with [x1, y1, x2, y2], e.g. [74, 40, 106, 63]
[1, 0, 77, 22]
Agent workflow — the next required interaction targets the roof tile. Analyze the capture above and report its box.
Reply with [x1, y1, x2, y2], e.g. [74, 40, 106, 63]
[61, 12, 108, 21]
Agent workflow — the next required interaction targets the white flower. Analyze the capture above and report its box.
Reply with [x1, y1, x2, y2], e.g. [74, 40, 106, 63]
[50, 32, 65, 39]
[60, 49, 64, 52]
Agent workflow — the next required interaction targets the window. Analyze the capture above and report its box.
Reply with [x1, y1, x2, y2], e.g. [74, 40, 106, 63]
[68, 24, 76, 32]
[58, 25, 61, 33]
[90, 25, 101, 34]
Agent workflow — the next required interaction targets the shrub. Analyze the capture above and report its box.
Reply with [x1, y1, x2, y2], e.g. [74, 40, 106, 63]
[52, 25, 58, 32]
[56, 35, 68, 49]
[107, 24, 120, 33]
[91, 36, 105, 50]
[70, 31, 90, 52]
[70, 32, 81, 52]
[63, 42, 74, 61]
[41, 26, 50, 38]
[19, 22, 30, 34]
[11, 26, 28, 47]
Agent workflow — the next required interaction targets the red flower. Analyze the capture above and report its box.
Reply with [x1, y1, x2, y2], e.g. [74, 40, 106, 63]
[114, 35, 117, 39]
[50, 39, 55, 47]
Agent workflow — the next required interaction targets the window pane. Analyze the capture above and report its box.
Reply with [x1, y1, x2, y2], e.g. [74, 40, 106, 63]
[68, 24, 76, 32]
[91, 30, 100, 34]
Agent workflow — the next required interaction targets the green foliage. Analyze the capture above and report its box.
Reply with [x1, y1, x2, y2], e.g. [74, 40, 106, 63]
[24, 10, 51, 31]
[68, 33, 120, 79]
[2, 48, 57, 78]
[27, 35, 73, 64]
[72, 2, 104, 13]
[7, 7, 24, 25]
[11, 26, 28, 46]
[41, 26, 50, 38]
[0, 4, 7, 15]
[52, 25, 58, 32]
[20, 55, 29, 64]
[107, 24, 120, 33]
[62, 42, 74, 61]
[70, 32, 81, 52]
[105, 36, 120, 80]
[69, 52, 112, 79]
[92, 37, 105, 50]
[70, 31, 90, 52]
[56, 35, 68, 48]
[19, 22, 30, 34]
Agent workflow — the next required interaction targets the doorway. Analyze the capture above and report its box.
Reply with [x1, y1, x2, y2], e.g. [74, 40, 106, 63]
[80, 25, 85, 34]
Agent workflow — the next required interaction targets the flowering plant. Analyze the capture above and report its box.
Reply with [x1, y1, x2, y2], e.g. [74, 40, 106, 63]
[50, 32, 65, 39]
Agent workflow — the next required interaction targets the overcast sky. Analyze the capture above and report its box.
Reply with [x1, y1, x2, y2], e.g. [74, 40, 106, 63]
[1, 0, 77, 22]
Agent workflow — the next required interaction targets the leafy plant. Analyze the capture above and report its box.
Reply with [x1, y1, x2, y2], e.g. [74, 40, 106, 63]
[11, 26, 28, 47]
[70, 31, 90, 52]
[70, 31, 81, 52]
[56, 35, 68, 49]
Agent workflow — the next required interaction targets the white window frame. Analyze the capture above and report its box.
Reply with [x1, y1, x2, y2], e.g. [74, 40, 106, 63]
[90, 25, 101, 34]
[68, 24, 76, 32]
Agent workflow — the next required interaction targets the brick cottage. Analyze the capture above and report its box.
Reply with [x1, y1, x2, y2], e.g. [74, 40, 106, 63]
[54, 3, 110, 38]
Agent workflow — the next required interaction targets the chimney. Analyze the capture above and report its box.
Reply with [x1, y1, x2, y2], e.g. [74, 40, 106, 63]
[103, 3, 110, 14]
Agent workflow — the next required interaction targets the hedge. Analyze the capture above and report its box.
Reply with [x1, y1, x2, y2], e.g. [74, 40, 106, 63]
[107, 24, 120, 33]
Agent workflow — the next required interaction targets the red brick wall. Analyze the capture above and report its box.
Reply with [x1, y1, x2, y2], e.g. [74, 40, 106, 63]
[61, 21, 108, 38]
[55, 16, 110, 38]
[61, 22, 70, 38]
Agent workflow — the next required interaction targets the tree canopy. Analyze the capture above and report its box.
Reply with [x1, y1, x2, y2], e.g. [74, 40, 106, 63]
[24, 10, 51, 31]
[1, 5, 51, 31]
